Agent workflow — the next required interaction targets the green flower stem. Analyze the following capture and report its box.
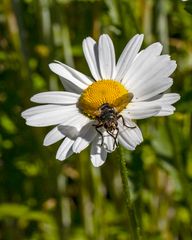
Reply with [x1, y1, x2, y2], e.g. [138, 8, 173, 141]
[119, 147, 142, 240]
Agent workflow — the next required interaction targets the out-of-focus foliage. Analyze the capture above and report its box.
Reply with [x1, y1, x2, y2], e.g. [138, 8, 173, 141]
[0, 0, 192, 239]
[184, 0, 192, 14]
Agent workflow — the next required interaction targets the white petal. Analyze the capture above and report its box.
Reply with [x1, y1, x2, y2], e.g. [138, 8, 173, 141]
[72, 122, 96, 153]
[115, 34, 144, 81]
[123, 44, 176, 99]
[118, 135, 135, 150]
[54, 61, 94, 85]
[31, 91, 79, 104]
[135, 42, 163, 60]
[22, 104, 60, 119]
[98, 34, 116, 79]
[102, 131, 118, 153]
[83, 37, 101, 80]
[43, 126, 65, 146]
[56, 138, 74, 161]
[58, 125, 79, 140]
[25, 105, 80, 127]
[156, 105, 176, 116]
[123, 102, 161, 119]
[131, 78, 173, 101]
[58, 114, 90, 139]
[118, 121, 143, 150]
[123, 44, 172, 88]
[144, 93, 180, 116]
[49, 62, 92, 91]
[59, 77, 82, 94]
[118, 118, 137, 128]
[146, 93, 180, 104]
[90, 136, 107, 167]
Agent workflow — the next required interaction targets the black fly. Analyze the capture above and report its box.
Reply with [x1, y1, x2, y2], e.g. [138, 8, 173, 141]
[93, 103, 136, 149]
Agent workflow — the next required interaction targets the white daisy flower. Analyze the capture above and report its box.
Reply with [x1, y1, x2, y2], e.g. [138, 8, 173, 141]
[22, 34, 180, 167]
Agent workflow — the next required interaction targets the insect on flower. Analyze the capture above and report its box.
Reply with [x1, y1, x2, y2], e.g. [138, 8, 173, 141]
[22, 34, 180, 167]
[92, 93, 136, 149]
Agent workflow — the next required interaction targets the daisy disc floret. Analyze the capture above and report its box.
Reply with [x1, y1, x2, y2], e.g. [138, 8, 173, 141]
[78, 80, 132, 118]
[22, 34, 180, 167]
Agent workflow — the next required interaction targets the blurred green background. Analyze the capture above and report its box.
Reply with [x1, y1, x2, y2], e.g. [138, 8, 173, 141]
[0, 0, 192, 239]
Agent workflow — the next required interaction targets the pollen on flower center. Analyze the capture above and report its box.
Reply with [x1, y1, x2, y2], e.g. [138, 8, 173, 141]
[78, 80, 133, 119]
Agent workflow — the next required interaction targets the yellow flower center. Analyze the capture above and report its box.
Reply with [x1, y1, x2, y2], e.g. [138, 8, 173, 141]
[78, 80, 133, 119]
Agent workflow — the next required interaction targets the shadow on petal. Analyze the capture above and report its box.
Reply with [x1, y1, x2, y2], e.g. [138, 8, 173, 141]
[58, 125, 79, 140]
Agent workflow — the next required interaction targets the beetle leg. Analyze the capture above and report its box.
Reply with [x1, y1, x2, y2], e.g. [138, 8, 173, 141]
[107, 129, 118, 150]
[118, 115, 136, 129]
[93, 123, 104, 146]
